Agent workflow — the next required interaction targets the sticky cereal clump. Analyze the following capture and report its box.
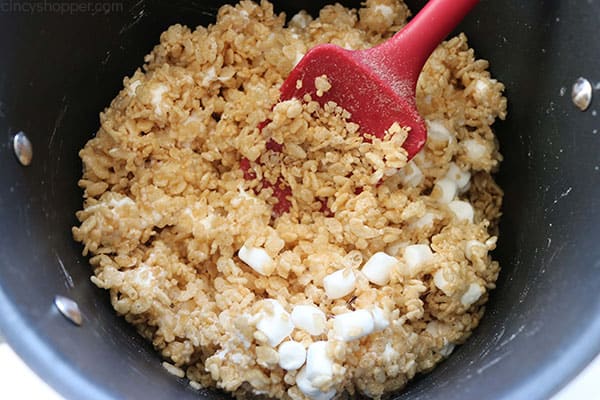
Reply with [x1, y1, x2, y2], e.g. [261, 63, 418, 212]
[315, 75, 332, 97]
[73, 0, 507, 399]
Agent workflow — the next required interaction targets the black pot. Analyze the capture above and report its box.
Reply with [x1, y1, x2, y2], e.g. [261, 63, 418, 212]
[1, 1, 600, 399]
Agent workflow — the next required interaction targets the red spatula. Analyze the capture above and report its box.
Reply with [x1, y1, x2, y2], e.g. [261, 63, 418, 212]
[281, 0, 479, 157]
[245, 0, 479, 215]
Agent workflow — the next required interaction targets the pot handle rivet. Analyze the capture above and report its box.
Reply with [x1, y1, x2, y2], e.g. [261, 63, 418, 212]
[12, 131, 33, 166]
[572, 77, 593, 111]
[54, 295, 82, 326]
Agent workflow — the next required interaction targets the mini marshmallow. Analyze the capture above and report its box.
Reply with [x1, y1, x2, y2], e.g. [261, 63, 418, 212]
[463, 139, 487, 160]
[373, 5, 395, 26]
[361, 252, 398, 285]
[465, 240, 487, 261]
[440, 343, 456, 357]
[333, 310, 375, 342]
[278, 341, 306, 371]
[398, 161, 423, 187]
[433, 268, 456, 296]
[475, 80, 489, 95]
[371, 307, 390, 332]
[296, 366, 336, 400]
[446, 163, 471, 192]
[374, 4, 394, 19]
[128, 80, 142, 97]
[202, 66, 217, 87]
[323, 268, 356, 299]
[129, 264, 154, 289]
[403, 244, 434, 274]
[382, 343, 398, 363]
[411, 213, 438, 229]
[305, 341, 334, 385]
[385, 241, 409, 257]
[239, 245, 274, 276]
[426, 120, 453, 144]
[461, 283, 484, 306]
[256, 299, 294, 347]
[448, 200, 475, 223]
[485, 236, 498, 248]
[150, 84, 169, 115]
[291, 305, 327, 336]
[426, 321, 451, 337]
[433, 269, 454, 296]
[289, 12, 312, 30]
[433, 178, 458, 204]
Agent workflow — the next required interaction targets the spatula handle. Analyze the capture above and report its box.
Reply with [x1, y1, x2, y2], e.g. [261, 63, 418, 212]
[364, 0, 479, 91]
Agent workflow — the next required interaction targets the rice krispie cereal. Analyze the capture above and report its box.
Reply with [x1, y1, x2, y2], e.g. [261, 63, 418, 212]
[72, 0, 507, 399]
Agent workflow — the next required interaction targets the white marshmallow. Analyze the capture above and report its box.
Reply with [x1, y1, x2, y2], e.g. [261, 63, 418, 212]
[398, 161, 423, 187]
[374, 4, 394, 19]
[128, 264, 154, 289]
[278, 341, 306, 371]
[411, 213, 438, 229]
[403, 244, 434, 274]
[106, 196, 135, 209]
[128, 80, 141, 97]
[332, 310, 375, 342]
[291, 305, 327, 336]
[372, 5, 395, 26]
[305, 341, 334, 386]
[256, 299, 294, 347]
[150, 84, 169, 115]
[445, 163, 471, 192]
[323, 268, 356, 299]
[426, 120, 453, 144]
[385, 241, 409, 257]
[433, 269, 454, 296]
[465, 240, 486, 261]
[296, 366, 336, 400]
[448, 200, 475, 223]
[426, 321, 451, 337]
[361, 252, 398, 286]
[463, 139, 487, 160]
[433, 178, 458, 204]
[440, 343, 456, 357]
[475, 80, 489, 95]
[289, 12, 312, 30]
[371, 307, 390, 332]
[239, 245, 274, 276]
[382, 343, 398, 363]
[461, 283, 485, 306]
[485, 237, 498, 248]
[202, 66, 217, 87]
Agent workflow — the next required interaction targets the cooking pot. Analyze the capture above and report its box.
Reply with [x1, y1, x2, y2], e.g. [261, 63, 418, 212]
[1, 0, 600, 399]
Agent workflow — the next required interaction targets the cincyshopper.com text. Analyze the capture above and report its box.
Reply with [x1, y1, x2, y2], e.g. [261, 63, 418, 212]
[0, 0, 124, 14]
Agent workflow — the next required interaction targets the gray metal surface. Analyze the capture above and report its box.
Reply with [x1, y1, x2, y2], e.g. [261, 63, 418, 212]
[0, 1, 599, 400]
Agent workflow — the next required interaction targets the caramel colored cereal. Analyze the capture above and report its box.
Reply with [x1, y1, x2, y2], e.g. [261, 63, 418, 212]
[73, 1, 507, 399]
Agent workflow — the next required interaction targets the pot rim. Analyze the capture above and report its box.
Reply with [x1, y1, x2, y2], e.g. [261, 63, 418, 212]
[2, 283, 600, 400]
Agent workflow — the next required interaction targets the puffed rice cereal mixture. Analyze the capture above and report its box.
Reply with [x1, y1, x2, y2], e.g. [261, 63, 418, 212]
[72, 0, 507, 399]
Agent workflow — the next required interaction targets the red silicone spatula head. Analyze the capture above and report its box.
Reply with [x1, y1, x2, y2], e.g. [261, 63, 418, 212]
[279, 0, 479, 159]
[245, 0, 479, 216]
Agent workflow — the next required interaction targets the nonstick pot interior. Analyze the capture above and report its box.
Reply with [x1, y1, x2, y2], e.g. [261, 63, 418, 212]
[1, 1, 600, 399]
